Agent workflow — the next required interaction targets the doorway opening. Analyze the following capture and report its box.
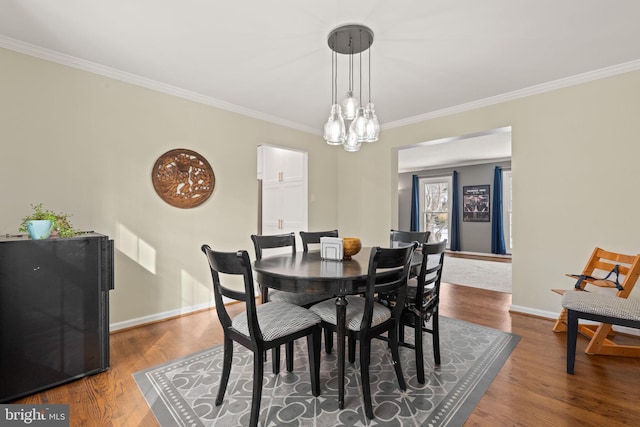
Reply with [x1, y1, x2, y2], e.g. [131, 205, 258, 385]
[397, 126, 512, 256]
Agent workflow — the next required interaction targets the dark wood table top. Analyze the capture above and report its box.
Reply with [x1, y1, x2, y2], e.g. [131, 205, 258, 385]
[253, 247, 419, 295]
[253, 249, 371, 295]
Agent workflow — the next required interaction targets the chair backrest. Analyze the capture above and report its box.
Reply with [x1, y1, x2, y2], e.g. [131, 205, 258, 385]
[299, 229, 339, 252]
[389, 229, 430, 248]
[415, 240, 447, 311]
[577, 247, 640, 298]
[361, 243, 417, 332]
[251, 232, 296, 260]
[201, 245, 263, 342]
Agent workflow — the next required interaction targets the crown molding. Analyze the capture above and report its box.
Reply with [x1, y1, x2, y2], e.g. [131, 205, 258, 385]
[0, 35, 319, 135]
[384, 59, 640, 130]
[3, 35, 640, 136]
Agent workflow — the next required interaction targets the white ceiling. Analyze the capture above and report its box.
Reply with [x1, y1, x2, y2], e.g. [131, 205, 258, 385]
[2, 1, 640, 169]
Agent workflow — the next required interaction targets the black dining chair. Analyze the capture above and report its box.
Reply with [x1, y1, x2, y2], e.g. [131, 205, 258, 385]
[251, 233, 332, 372]
[390, 229, 430, 247]
[399, 240, 447, 384]
[309, 243, 417, 419]
[201, 245, 322, 427]
[390, 229, 430, 281]
[300, 230, 340, 354]
[299, 229, 339, 252]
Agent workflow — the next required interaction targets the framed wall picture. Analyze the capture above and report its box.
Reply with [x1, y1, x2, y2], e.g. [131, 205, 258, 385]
[463, 185, 490, 222]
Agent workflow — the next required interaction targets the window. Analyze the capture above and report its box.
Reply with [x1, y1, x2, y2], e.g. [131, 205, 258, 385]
[502, 169, 513, 253]
[419, 176, 451, 245]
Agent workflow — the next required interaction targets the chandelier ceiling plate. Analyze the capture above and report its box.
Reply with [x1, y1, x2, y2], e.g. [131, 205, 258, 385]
[327, 24, 374, 55]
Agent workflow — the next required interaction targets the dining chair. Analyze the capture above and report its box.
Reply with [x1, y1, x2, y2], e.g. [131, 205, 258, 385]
[561, 291, 640, 374]
[398, 240, 447, 384]
[390, 229, 430, 281]
[389, 229, 430, 247]
[201, 245, 322, 427]
[300, 230, 340, 353]
[251, 233, 332, 372]
[309, 243, 417, 419]
[300, 230, 338, 354]
[299, 229, 339, 252]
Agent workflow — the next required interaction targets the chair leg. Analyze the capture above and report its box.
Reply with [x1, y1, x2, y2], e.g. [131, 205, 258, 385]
[324, 327, 333, 354]
[567, 309, 579, 374]
[260, 284, 269, 305]
[286, 342, 294, 372]
[432, 310, 441, 365]
[414, 314, 425, 384]
[272, 346, 280, 374]
[389, 322, 407, 391]
[359, 339, 374, 419]
[308, 326, 322, 397]
[348, 336, 356, 363]
[216, 337, 233, 406]
[250, 348, 265, 427]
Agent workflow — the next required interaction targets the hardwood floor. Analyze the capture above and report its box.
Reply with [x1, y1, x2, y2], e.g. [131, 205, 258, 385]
[13, 284, 640, 426]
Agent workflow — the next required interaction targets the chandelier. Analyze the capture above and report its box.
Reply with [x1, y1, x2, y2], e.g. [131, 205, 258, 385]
[323, 24, 380, 152]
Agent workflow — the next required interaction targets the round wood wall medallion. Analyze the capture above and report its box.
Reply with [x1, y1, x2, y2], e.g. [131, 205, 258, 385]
[152, 149, 215, 208]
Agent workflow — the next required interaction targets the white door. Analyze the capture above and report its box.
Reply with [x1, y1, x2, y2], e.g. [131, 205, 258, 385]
[258, 146, 308, 247]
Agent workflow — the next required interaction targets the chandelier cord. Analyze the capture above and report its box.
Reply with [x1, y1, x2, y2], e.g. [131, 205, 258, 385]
[332, 49, 336, 105]
[359, 30, 363, 105]
[368, 35, 372, 103]
[349, 38, 353, 94]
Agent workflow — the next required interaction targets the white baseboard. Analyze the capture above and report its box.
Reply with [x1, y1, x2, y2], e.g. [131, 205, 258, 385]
[110, 301, 640, 338]
[509, 304, 557, 319]
[110, 301, 214, 332]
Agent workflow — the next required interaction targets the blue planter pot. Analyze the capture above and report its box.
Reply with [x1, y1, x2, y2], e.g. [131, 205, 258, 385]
[26, 220, 53, 240]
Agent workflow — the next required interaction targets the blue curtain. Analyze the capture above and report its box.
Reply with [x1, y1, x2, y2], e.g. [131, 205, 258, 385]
[410, 175, 420, 231]
[450, 171, 461, 251]
[491, 166, 507, 254]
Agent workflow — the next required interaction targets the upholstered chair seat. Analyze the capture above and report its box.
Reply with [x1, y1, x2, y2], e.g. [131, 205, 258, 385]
[233, 301, 322, 340]
[310, 296, 391, 331]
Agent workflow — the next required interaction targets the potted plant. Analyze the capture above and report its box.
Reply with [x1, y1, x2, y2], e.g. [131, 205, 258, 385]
[19, 203, 78, 239]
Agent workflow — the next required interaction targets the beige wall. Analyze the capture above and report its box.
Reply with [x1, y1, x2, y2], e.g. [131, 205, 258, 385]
[4, 46, 640, 326]
[0, 48, 338, 328]
[337, 69, 640, 317]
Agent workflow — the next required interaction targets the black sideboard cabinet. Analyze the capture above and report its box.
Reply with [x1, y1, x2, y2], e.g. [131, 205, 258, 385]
[0, 233, 114, 402]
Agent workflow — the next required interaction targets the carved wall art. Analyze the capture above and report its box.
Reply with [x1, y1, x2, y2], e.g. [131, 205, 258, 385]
[152, 149, 215, 208]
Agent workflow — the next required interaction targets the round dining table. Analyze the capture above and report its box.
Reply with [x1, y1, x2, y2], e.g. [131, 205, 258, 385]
[253, 247, 417, 409]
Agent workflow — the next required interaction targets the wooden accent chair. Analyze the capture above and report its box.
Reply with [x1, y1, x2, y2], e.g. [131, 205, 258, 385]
[399, 240, 447, 384]
[562, 291, 640, 373]
[552, 247, 640, 357]
[201, 245, 321, 427]
[299, 229, 339, 252]
[309, 244, 417, 419]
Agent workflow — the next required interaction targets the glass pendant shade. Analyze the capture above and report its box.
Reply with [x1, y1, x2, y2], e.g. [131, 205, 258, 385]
[364, 102, 380, 142]
[350, 107, 368, 142]
[343, 129, 361, 152]
[341, 91, 359, 120]
[324, 104, 346, 145]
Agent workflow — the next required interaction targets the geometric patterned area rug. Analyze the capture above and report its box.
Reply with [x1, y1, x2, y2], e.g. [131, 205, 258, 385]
[134, 317, 520, 426]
